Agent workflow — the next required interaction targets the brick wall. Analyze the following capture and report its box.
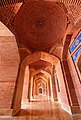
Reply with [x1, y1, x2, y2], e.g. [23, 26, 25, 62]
[0, 22, 20, 111]
[0, 36, 20, 109]
[55, 62, 69, 105]
[22, 66, 29, 103]
[67, 54, 81, 107]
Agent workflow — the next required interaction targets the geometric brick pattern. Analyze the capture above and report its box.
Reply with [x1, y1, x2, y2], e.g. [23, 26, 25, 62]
[0, 0, 81, 7]
[0, 0, 81, 35]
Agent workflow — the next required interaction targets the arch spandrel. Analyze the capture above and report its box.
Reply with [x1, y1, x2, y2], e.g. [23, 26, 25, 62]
[22, 52, 59, 68]
[0, 21, 14, 36]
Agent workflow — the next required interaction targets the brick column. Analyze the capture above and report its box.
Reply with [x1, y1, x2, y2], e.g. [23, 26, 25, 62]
[61, 60, 80, 114]
[61, 34, 81, 114]
[21, 66, 29, 103]
[51, 66, 58, 101]
[0, 22, 20, 116]
[27, 72, 32, 102]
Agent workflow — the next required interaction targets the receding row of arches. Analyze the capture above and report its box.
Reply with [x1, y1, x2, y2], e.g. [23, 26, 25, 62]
[0, 21, 81, 117]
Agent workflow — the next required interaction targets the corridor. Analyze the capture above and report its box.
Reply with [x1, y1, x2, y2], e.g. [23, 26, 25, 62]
[15, 95, 81, 120]
[0, 0, 81, 119]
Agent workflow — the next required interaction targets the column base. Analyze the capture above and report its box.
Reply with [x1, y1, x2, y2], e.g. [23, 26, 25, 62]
[0, 104, 21, 116]
[61, 103, 81, 115]
[12, 104, 21, 116]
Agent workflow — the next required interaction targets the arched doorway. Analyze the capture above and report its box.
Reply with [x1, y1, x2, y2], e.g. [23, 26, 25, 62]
[39, 88, 42, 94]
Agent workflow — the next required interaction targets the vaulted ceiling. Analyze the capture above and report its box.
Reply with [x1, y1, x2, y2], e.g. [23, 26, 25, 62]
[0, 0, 81, 61]
[14, 1, 67, 51]
[0, 0, 81, 56]
[0, 0, 81, 80]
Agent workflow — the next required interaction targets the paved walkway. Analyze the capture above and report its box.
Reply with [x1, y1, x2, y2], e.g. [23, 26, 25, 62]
[0, 96, 81, 120]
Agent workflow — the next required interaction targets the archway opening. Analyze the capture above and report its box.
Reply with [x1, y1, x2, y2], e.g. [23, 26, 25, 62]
[39, 88, 42, 94]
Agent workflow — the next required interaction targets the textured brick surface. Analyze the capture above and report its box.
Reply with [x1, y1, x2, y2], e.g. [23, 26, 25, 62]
[62, 60, 79, 106]
[12, 64, 25, 109]
[22, 66, 29, 103]
[0, 22, 20, 110]
[55, 62, 69, 105]
[67, 54, 81, 107]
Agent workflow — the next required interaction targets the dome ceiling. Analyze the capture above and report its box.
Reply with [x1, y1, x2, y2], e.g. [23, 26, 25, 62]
[14, 1, 67, 50]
